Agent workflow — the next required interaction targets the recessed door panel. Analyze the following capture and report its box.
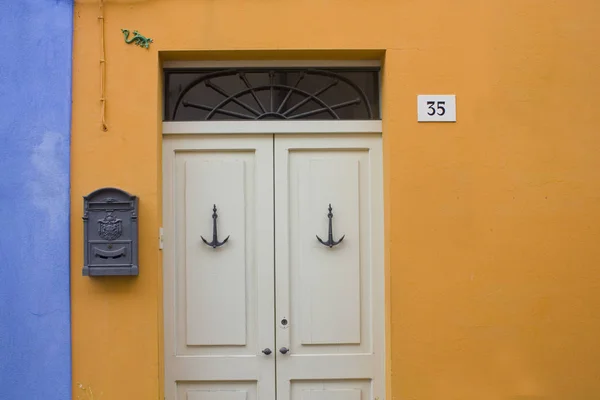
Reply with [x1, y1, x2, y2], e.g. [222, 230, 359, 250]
[298, 157, 362, 345]
[301, 389, 361, 400]
[187, 389, 247, 400]
[177, 382, 256, 400]
[292, 381, 370, 400]
[185, 158, 247, 346]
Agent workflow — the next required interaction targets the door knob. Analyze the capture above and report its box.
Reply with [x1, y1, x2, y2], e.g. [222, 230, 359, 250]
[279, 347, 289, 354]
[262, 348, 272, 355]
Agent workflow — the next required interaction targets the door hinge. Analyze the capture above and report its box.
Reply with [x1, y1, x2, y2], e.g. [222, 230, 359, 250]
[159, 227, 164, 250]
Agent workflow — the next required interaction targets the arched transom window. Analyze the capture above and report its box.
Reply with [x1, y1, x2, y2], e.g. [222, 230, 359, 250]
[164, 68, 381, 121]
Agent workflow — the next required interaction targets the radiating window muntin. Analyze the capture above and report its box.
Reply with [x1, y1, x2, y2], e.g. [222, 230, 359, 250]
[164, 68, 381, 121]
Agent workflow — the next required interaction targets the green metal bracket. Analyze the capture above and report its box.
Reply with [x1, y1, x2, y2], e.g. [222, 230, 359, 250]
[121, 29, 153, 49]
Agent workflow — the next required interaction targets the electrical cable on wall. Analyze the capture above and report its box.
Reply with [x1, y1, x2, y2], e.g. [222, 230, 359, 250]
[98, 0, 108, 131]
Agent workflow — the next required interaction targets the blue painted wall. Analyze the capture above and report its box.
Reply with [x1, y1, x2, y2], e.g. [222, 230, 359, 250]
[0, 1, 73, 398]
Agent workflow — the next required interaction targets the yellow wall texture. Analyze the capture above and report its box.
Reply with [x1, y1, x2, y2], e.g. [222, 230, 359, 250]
[71, 0, 600, 399]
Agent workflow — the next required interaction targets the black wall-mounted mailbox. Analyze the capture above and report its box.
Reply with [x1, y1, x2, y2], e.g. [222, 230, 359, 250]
[83, 187, 139, 276]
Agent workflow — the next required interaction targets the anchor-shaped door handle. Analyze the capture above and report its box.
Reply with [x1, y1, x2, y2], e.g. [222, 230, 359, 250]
[201, 204, 230, 248]
[316, 204, 345, 248]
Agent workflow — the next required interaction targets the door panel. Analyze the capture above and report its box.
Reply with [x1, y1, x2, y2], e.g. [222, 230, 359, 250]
[184, 158, 247, 345]
[291, 380, 370, 400]
[177, 382, 257, 400]
[274, 135, 384, 400]
[163, 136, 275, 400]
[298, 157, 362, 346]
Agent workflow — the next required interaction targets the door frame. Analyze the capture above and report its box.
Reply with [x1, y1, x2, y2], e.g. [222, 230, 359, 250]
[161, 60, 387, 400]
[162, 120, 382, 136]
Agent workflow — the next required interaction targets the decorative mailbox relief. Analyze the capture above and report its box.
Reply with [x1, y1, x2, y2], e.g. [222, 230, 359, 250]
[82, 188, 139, 276]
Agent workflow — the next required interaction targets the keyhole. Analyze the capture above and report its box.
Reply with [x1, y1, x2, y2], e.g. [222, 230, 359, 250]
[281, 317, 288, 326]
[107, 244, 113, 249]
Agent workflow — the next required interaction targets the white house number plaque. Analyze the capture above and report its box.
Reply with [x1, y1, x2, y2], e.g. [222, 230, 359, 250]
[417, 95, 456, 122]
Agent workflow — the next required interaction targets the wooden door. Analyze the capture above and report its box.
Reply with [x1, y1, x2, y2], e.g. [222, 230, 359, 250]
[163, 135, 275, 400]
[274, 135, 385, 400]
[163, 134, 385, 400]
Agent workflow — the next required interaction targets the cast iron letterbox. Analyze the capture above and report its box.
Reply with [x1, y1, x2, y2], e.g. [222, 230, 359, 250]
[82, 187, 139, 276]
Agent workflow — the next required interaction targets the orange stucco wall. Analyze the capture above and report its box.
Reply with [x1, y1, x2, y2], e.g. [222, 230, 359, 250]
[71, 1, 600, 399]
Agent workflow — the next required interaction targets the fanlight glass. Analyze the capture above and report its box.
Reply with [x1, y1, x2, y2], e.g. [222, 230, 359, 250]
[164, 68, 380, 121]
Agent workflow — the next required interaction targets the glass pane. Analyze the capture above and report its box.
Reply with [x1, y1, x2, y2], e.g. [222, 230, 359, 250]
[164, 68, 380, 121]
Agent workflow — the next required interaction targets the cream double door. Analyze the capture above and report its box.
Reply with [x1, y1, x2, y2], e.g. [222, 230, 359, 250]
[163, 134, 384, 400]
